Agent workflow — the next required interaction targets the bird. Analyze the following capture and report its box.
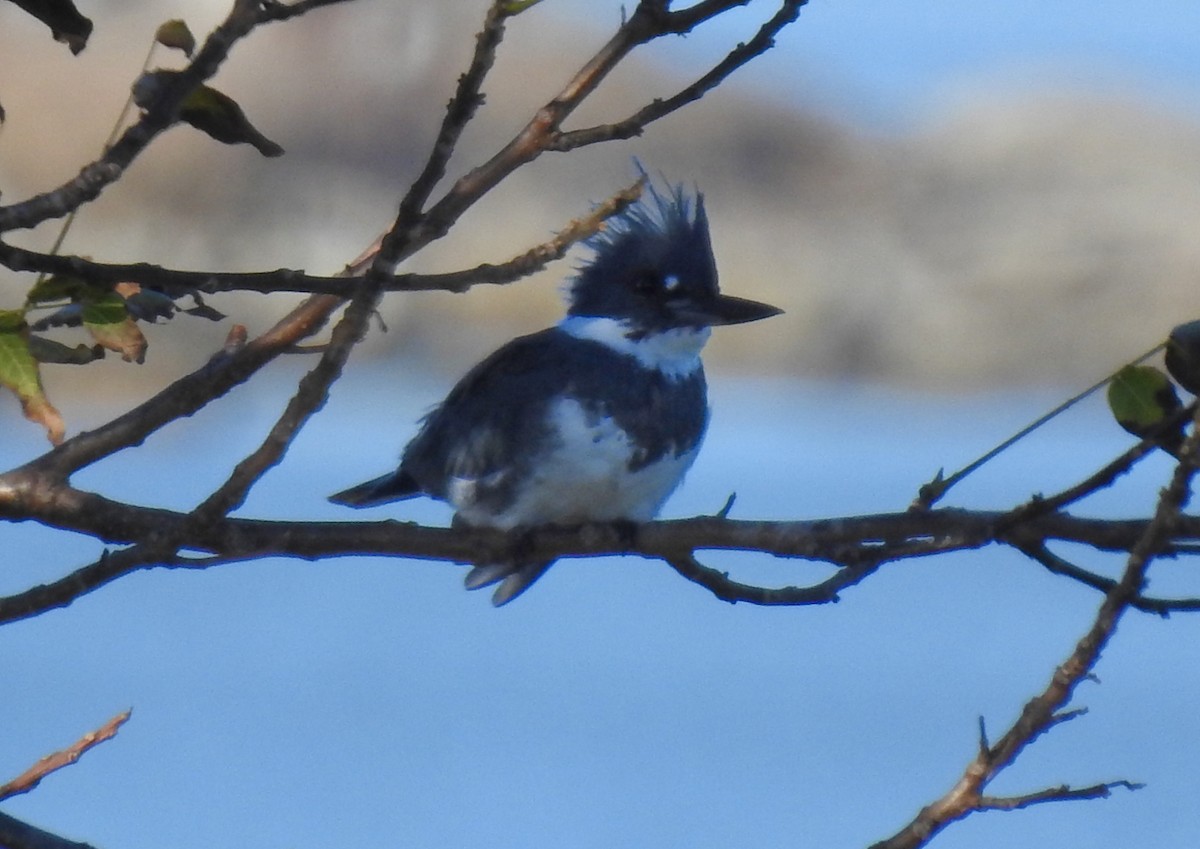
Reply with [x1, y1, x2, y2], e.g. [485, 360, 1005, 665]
[329, 181, 782, 605]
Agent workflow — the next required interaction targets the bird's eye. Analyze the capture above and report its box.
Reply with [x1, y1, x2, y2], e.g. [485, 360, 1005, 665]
[634, 270, 681, 295]
[635, 269, 661, 293]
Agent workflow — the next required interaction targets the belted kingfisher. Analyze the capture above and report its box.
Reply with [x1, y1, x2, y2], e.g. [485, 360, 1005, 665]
[330, 181, 781, 605]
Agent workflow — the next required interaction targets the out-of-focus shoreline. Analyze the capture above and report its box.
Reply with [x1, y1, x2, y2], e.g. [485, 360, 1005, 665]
[5, 2, 1200, 397]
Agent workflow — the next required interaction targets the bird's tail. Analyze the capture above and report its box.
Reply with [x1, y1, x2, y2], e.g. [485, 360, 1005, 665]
[328, 471, 420, 507]
[464, 560, 555, 607]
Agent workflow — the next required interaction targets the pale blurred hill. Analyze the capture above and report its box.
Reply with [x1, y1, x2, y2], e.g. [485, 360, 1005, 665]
[3, 0, 1200, 396]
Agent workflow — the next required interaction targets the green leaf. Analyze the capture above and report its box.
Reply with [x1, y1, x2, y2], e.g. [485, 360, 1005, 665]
[83, 294, 147, 363]
[81, 292, 125, 325]
[25, 271, 92, 305]
[502, 0, 546, 14]
[0, 309, 24, 332]
[132, 70, 285, 157]
[0, 310, 65, 444]
[155, 19, 195, 56]
[1165, 319, 1200, 396]
[1108, 365, 1178, 428]
[1107, 364, 1184, 455]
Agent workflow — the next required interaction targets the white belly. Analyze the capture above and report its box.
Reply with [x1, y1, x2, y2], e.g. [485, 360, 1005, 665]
[452, 398, 700, 529]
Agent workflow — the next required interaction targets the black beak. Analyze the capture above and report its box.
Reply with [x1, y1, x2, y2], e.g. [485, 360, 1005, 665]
[681, 293, 783, 327]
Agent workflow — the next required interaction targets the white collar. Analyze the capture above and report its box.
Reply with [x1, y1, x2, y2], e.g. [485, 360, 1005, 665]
[558, 316, 709, 380]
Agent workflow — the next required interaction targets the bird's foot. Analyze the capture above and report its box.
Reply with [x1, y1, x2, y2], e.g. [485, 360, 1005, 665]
[464, 559, 554, 607]
[610, 518, 640, 550]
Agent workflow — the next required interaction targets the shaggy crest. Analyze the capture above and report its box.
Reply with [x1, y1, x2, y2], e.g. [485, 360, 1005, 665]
[567, 181, 720, 322]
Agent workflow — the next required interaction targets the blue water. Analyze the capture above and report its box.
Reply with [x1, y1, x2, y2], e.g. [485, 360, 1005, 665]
[2, 370, 1197, 849]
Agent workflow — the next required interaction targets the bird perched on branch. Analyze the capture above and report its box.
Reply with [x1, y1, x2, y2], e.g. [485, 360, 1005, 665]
[330, 181, 782, 605]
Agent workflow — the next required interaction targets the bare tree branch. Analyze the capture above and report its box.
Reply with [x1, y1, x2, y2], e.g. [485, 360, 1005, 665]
[868, 413, 1200, 849]
[2, 470, 1199, 625]
[0, 180, 642, 297]
[390, 0, 511, 244]
[0, 710, 131, 802]
[1007, 539, 1200, 615]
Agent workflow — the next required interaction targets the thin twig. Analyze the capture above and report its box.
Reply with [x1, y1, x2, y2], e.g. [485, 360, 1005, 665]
[976, 780, 1142, 812]
[409, 177, 645, 291]
[663, 551, 883, 605]
[0, 710, 131, 801]
[1007, 539, 1200, 615]
[548, 0, 808, 151]
[914, 343, 1169, 509]
[997, 401, 1196, 527]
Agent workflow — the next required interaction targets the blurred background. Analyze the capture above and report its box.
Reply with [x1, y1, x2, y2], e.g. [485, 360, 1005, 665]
[5, 0, 1200, 389]
[3, 2, 1200, 849]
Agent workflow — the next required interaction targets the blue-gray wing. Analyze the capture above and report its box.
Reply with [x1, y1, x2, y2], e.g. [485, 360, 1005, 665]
[399, 328, 579, 510]
[350, 326, 707, 514]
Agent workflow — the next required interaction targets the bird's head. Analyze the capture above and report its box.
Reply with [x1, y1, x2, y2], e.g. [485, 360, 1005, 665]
[567, 182, 781, 336]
